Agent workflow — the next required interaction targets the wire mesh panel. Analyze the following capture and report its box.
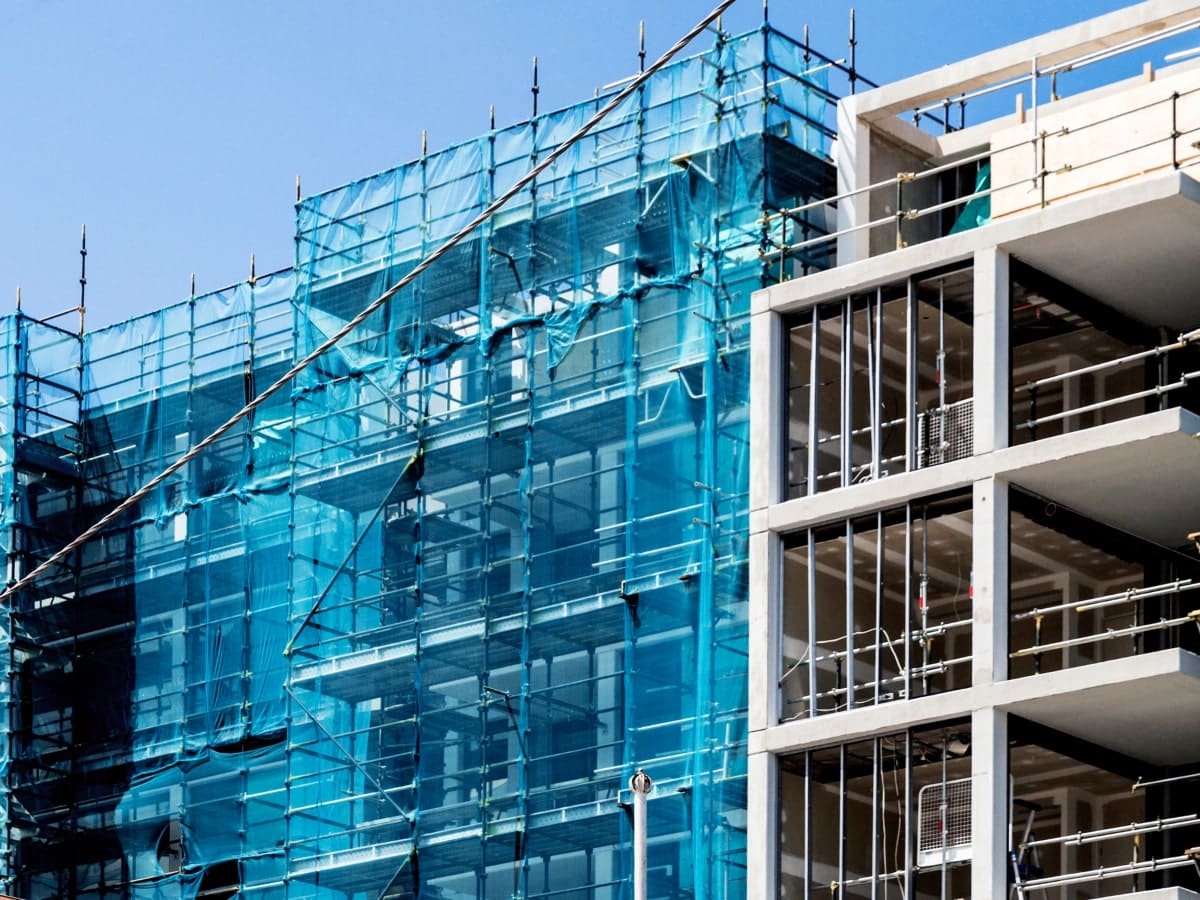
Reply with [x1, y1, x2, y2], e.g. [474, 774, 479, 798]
[917, 776, 973, 867]
[918, 398, 975, 468]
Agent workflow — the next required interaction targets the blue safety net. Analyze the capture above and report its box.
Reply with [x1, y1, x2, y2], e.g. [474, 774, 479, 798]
[0, 22, 845, 900]
[949, 163, 992, 234]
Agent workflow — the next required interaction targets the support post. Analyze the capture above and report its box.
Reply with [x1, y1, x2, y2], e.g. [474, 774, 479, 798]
[748, 528, 781, 732]
[631, 770, 653, 900]
[749, 309, 784, 511]
[746, 751, 778, 898]
[973, 247, 1010, 454]
[971, 708, 1009, 900]
[972, 476, 1009, 687]
[835, 96, 871, 265]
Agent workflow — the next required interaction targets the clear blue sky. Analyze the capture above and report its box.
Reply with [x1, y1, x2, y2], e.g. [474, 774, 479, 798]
[0, 0, 1146, 326]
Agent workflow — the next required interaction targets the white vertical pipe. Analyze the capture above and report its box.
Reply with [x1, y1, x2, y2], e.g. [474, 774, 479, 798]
[631, 770, 654, 900]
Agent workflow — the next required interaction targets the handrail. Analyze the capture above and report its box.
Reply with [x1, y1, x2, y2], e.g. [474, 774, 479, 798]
[1010, 609, 1200, 659]
[1018, 333, 1198, 394]
[1017, 367, 1200, 433]
[1044, 16, 1200, 77]
[766, 144, 999, 226]
[1020, 813, 1199, 851]
[911, 16, 1200, 122]
[1018, 853, 1196, 891]
[911, 74, 1031, 119]
[1012, 578, 1199, 622]
[1011, 325, 1200, 433]
[762, 75, 1200, 274]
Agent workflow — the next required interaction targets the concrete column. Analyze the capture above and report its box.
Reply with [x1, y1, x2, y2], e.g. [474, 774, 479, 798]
[972, 477, 1009, 688]
[972, 246, 1010, 455]
[749, 308, 784, 513]
[835, 95, 871, 265]
[746, 748, 778, 899]
[971, 706, 1009, 900]
[971, 469, 1010, 898]
[748, 529, 782, 732]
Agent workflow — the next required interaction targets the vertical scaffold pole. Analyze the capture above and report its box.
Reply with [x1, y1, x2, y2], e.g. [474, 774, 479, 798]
[631, 770, 654, 900]
[78, 224, 87, 336]
[1031, 55, 1040, 190]
[848, 9, 857, 95]
[531, 56, 539, 118]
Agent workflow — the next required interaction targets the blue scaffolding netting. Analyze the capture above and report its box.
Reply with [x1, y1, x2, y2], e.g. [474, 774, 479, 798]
[0, 24, 843, 899]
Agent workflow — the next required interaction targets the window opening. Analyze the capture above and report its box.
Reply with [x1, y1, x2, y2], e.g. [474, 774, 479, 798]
[779, 721, 973, 898]
[781, 491, 973, 719]
[785, 264, 975, 500]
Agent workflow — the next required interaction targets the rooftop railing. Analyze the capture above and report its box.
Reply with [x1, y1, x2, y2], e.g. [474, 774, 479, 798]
[762, 16, 1200, 272]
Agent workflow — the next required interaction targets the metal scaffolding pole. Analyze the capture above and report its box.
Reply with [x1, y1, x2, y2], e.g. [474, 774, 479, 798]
[631, 770, 653, 900]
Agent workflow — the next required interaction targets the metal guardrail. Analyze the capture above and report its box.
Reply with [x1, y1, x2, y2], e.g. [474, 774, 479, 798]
[1016, 327, 1200, 435]
[760, 17, 1200, 274]
[1021, 813, 1199, 852]
[1010, 576, 1200, 662]
[1011, 799, 1200, 895]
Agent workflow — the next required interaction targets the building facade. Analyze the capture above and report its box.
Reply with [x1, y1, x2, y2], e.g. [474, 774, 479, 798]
[749, 1, 1200, 897]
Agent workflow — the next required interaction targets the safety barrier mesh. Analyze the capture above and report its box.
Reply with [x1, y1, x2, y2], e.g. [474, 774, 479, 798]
[2, 23, 839, 899]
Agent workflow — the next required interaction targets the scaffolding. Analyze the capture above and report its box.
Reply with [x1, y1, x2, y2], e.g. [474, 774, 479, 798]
[0, 16, 852, 900]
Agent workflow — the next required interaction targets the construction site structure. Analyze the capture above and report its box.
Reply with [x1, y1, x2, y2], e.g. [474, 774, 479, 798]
[750, 0, 1200, 897]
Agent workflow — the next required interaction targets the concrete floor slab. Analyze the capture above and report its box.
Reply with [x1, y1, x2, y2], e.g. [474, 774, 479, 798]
[1001, 648, 1200, 766]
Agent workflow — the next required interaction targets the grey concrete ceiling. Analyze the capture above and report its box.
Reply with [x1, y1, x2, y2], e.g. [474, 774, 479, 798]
[1009, 187, 1200, 332]
[1007, 412, 1200, 548]
[1009, 660, 1200, 766]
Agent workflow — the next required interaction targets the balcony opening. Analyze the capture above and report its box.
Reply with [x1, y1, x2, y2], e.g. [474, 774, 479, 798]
[1010, 260, 1200, 445]
[1009, 716, 1200, 897]
[1008, 488, 1200, 677]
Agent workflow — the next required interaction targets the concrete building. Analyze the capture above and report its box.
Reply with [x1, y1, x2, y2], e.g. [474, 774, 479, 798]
[749, 1, 1200, 897]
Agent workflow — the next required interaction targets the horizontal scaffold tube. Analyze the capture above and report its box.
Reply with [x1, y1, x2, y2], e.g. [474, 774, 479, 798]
[1018, 853, 1197, 891]
[1022, 813, 1198, 851]
[1019, 367, 1200, 431]
[1011, 610, 1200, 658]
[1012, 578, 1198, 621]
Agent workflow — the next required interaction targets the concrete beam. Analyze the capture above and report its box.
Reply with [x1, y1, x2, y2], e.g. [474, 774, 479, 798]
[756, 647, 1200, 761]
[856, 1, 1200, 120]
